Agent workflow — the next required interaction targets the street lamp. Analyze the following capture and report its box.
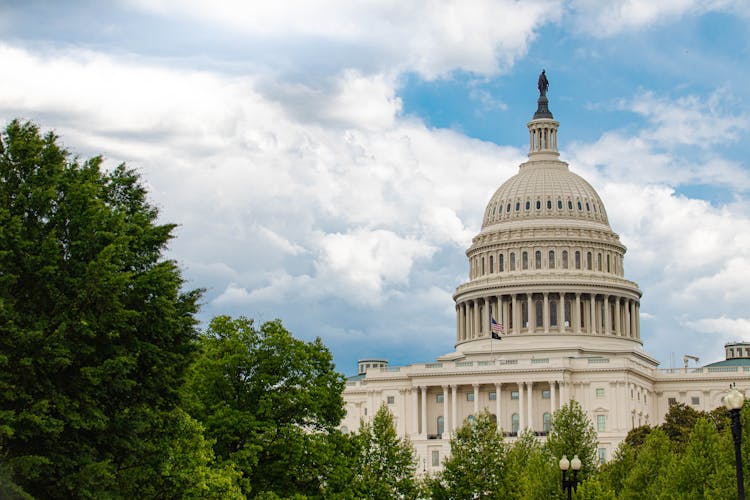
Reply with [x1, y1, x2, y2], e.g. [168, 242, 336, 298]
[559, 454, 581, 500]
[724, 384, 745, 500]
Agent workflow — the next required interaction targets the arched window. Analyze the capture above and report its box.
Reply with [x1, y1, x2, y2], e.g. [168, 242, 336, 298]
[437, 416, 444, 435]
[586, 202, 590, 211]
[550, 300, 558, 327]
[522, 251, 529, 270]
[577, 201, 583, 210]
[543, 413, 551, 432]
[575, 251, 581, 269]
[507, 203, 511, 213]
[535, 250, 541, 269]
[489, 255, 494, 273]
[536, 301, 543, 327]
[515, 202, 520, 211]
[467, 415, 475, 424]
[482, 257, 485, 275]
[512, 413, 520, 434]
[562, 250, 568, 269]
[564, 300, 571, 326]
[587, 252, 593, 270]
[525, 200, 531, 210]
[568, 200, 573, 210]
[536, 200, 541, 210]
[547, 200, 552, 209]
[597, 253, 602, 271]
[500, 254, 505, 272]
[549, 250, 555, 269]
[607, 254, 611, 273]
[510, 252, 516, 271]
[558, 199, 563, 209]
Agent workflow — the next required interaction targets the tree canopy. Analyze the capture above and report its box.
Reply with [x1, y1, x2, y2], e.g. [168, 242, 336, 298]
[0, 119, 227, 497]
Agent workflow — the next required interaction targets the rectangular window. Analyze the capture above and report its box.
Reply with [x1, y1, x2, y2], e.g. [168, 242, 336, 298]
[542, 390, 550, 399]
[668, 397, 676, 406]
[596, 388, 605, 398]
[511, 391, 519, 400]
[598, 448, 607, 465]
[489, 391, 497, 401]
[432, 450, 440, 467]
[436, 394, 444, 403]
[597, 415, 606, 432]
[691, 396, 700, 405]
[386, 396, 395, 404]
[466, 392, 474, 402]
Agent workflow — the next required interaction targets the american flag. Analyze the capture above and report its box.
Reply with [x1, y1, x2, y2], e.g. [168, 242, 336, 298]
[491, 317, 504, 336]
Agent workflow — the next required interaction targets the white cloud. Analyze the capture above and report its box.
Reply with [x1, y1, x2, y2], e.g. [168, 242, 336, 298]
[685, 316, 750, 339]
[126, 0, 562, 78]
[568, 0, 746, 37]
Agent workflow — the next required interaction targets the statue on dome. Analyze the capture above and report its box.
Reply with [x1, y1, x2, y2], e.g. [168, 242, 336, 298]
[538, 69, 549, 97]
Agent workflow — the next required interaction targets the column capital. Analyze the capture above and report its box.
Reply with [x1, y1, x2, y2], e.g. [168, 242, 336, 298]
[473, 383, 480, 389]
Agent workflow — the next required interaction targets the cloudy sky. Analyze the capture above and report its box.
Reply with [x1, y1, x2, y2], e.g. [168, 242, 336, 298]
[1, 1, 749, 375]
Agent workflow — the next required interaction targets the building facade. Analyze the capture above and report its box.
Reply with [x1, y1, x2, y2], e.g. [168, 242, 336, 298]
[342, 78, 750, 472]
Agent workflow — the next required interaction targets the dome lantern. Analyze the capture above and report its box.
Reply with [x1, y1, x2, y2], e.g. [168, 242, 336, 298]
[528, 69, 559, 159]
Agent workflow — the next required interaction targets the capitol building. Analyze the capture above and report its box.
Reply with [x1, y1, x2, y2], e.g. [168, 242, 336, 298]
[341, 74, 750, 471]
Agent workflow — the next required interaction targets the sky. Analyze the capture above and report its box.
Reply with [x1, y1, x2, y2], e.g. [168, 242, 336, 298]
[1, 0, 749, 375]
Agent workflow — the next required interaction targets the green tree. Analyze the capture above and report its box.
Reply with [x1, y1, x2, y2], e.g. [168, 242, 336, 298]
[183, 315, 347, 498]
[660, 402, 707, 453]
[544, 401, 598, 479]
[0, 120, 205, 497]
[662, 418, 734, 499]
[353, 403, 418, 499]
[429, 410, 509, 499]
[505, 430, 559, 499]
[619, 427, 673, 500]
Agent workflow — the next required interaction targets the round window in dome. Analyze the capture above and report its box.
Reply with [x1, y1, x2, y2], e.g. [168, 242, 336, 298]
[558, 199, 563, 209]
[547, 200, 552, 209]
[568, 200, 573, 210]
[525, 201, 530, 210]
[507, 203, 511, 213]
[515, 202, 520, 211]
[577, 201, 582, 210]
[536, 200, 541, 210]
[586, 202, 590, 211]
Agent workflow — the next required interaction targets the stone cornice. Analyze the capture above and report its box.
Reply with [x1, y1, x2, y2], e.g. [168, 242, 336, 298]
[453, 274, 642, 298]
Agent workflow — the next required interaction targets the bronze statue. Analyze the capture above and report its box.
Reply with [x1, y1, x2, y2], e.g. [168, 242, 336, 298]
[538, 69, 549, 97]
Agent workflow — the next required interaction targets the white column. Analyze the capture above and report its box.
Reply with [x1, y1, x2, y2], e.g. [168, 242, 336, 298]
[495, 383, 502, 431]
[473, 384, 480, 415]
[527, 293, 533, 331]
[550, 381, 557, 413]
[473, 301, 480, 339]
[420, 386, 427, 437]
[557, 293, 565, 332]
[451, 384, 458, 432]
[543, 292, 550, 333]
[527, 381, 534, 431]
[442, 385, 449, 436]
[484, 297, 492, 337]
[575, 293, 582, 333]
[604, 296, 610, 334]
[411, 388, 419, 436]
[614, 298, 621, 336]
[518, 382, 525, 430]
[589, 294, 596, 334]
[512, 294, 520, 334]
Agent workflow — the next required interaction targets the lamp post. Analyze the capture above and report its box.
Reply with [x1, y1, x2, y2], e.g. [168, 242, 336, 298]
[559, 454, 581, 500]
[724, 385, 745, 500]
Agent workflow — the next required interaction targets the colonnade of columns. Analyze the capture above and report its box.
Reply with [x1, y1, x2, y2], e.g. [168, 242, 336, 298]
[529, 121, 557, 153]
[409, 380, 571, 439]
[456, 292, 640, 341]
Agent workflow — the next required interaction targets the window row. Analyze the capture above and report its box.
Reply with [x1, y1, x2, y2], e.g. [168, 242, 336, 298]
[471, 248, 621, 278]
[438, 390, 553, 403]
[485, 196, 604, 222]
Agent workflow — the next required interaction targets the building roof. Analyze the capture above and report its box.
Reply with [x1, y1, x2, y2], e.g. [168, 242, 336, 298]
[704, 358, 750, 367]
